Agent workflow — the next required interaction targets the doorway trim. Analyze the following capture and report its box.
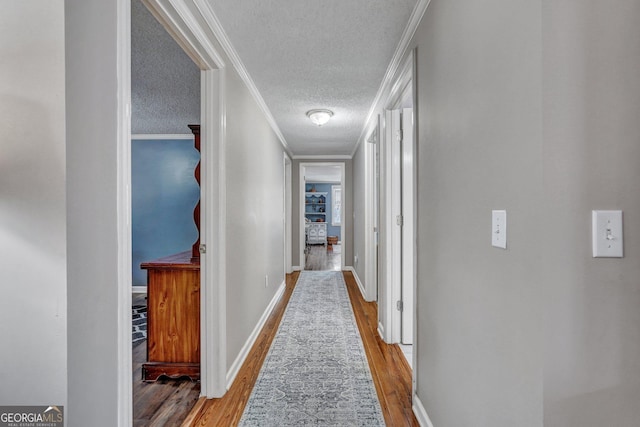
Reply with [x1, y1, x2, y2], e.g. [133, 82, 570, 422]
[117, 0, 132, 424]
[299, 162, 346, 271]
[139, 0, 227, 398]
[364, 119, 380, 302]
[284, 154, 293, 274]
[380, 49, 416, 345]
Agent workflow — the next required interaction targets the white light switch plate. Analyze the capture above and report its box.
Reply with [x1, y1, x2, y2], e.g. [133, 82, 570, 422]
[592, 210, 623, 258]
[492, 210, 507, 249]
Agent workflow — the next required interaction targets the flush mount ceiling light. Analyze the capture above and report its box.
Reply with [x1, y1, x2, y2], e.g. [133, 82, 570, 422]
[306, 109, 334, 126]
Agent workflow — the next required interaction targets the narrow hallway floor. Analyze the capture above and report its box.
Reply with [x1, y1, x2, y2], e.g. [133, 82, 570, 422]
[184, 271, 418, 426]
[304, 244, 341, 271]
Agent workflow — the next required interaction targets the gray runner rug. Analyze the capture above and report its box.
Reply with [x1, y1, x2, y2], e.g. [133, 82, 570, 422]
[239, 271, 386, 426]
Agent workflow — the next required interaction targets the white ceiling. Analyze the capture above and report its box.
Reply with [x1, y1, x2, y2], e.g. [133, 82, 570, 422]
[304, 165, 343, 183]
[205, 0, 418, 157]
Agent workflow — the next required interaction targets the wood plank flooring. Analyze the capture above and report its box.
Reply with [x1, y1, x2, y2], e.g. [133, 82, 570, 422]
[343, 271, 418, 426]
[183, 271, 418, 426]
[184, 272, 301, 427]
[304, 244, 341, 271]
[132, 294, 201, 427]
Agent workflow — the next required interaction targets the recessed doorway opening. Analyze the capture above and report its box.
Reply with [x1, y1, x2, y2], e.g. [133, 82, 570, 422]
[299, 163, 346, 271]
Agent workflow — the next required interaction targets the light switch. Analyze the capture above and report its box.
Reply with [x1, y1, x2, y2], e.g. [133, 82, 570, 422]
[492, 210, 507, 249]
[592, 210, 623, 258]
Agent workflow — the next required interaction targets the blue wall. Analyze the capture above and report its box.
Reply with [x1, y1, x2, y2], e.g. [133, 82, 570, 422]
[131, 139, 200, 286]
[305, 182, 342, 239]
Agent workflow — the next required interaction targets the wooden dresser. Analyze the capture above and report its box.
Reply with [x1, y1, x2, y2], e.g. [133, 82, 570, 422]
[141, 251, 200, 381]
[140, 125, 202, 382]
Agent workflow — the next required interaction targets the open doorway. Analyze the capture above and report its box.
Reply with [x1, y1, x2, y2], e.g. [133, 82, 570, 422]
[378, 51, 416, 373]
[127, 0, 228, 423]
[299, 163, 346, 271]
[130, 0, 202, 422]
[284, 154, 293, 274]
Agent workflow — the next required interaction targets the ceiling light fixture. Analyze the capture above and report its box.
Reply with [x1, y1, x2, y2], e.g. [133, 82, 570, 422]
[306, 109, 334, 126]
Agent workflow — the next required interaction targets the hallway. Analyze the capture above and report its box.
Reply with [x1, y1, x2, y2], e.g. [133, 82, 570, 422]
[184, 271, 417, 426]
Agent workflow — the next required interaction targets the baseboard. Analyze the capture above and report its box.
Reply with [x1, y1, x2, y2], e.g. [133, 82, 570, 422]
[344, 266, 367, 301]
[413, 393, 435, 427]
[378, 322, 385, 341]
[292, 266, 301, 271]
[226, 280, 286, 389]
[132, 286, 147, 294]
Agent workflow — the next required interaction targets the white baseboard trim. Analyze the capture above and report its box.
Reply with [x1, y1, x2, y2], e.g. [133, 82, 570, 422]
[344, 266, 367, 300]
[292, 266, 301, 271]
[132, 286, 147, 294]
[413, 394, 435, 427]
[226, 280, 286, 389]
[378, 322, 385, 341]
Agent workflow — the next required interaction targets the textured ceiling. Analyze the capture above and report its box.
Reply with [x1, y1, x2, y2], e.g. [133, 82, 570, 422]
[305, 165, 343, 182]
[206, 0, 418, 156]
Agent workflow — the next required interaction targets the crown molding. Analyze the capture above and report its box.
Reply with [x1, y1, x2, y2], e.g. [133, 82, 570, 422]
[193, 0, 292, 156]
[131, 133, 193, 140]
[292, 154, 353, 160]
[351, 0, 432, 158]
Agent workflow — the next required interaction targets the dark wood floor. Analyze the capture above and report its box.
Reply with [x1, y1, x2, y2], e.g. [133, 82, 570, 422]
[183, 271, 418, 426]
[132, 294, 200, 427]
[304, 243, 341, 271]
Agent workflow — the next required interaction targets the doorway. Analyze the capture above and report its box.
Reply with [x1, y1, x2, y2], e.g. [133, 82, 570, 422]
[377, 51, 416, 372]
[364, 119, 380, 303]
[130, 0, 204, 422]
[284, 154, 293, 274]
[299, 163, 346, 271]
[129, 0, 228, 412]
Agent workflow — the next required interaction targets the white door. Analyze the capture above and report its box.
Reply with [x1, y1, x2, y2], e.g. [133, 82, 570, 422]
[400, 108, 414, 345]
[389, 109, 403, 342]
[388, 107, 415, 345]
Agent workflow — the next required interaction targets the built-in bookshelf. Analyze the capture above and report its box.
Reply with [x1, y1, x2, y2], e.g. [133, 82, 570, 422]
[305, 192, 328, 222]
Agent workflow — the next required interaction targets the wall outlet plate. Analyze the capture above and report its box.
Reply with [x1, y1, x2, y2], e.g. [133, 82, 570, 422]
[592, 210, 623, 258]
[492, 210, 507, 249]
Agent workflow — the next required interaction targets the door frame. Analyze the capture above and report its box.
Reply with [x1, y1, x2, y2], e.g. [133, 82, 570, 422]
[400, 106, 415, 345]
[380, 50, 416, 346]
[299, 162, 346, 270]
[284, 154, 293, 274]
[134, 0, 228, 399]
[116, 1, 132, 423]
[364, 118, 380, 302]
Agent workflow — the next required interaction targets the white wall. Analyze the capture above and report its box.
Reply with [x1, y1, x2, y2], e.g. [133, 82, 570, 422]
[412, 2, 544, 424]
[223, 67, 288, 369]
[65, 0, 126, 424]
[542, 0, 640, 425]
[351, 0, 640, 425]
[0, 0, 67, 407]
[66, 0, 294, 420]
[352, 143, 367, 284]
[354, 0, 544, 424]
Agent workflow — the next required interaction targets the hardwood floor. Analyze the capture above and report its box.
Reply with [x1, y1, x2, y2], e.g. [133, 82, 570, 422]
[182, 271, 418, 426]
[183, 272, 301, 427]
[304, 244, 341, 271]
[343, 271, 418, 426]
[132, 294, 200, 427]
